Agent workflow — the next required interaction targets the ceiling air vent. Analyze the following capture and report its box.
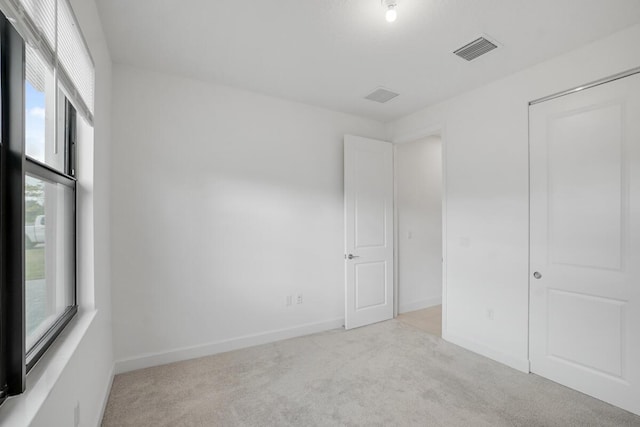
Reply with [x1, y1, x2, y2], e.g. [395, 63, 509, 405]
[365, 87, 399, 103]
[454, 36, 498, 61]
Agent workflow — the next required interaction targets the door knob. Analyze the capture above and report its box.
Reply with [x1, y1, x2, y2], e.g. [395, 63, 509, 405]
[347, 254, 359, 260]
[533, 272, 542, 279]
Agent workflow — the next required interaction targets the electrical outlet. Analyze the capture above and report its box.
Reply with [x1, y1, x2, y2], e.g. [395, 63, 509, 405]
[296, 294, 303, 304]
[286, 295, 293, 307]
[74, 401, 80, 427]
[486, 309, 494, 320]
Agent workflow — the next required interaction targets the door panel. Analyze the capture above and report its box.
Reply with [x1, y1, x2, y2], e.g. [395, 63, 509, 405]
[547, 290, 624, 377]
[354, 148, 388, 248]
[548, 103, 623, 269]
[355, 262, 387, 309]
[529, 72, 640, 415]
[344, 135, 393, 329]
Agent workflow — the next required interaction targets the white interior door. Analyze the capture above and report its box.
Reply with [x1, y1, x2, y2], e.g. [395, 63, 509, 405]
[529, 72, 640, 415]
[344, 135, 394, 329]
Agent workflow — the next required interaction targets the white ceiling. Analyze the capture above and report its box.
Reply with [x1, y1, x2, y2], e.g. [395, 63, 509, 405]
[96, 0, 640, 122]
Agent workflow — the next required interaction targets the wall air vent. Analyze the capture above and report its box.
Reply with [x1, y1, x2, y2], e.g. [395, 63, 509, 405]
[454, 36, 498, 61]
[365, 87, 399, 103]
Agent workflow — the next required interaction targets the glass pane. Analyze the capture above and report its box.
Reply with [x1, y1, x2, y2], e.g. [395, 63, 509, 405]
[25, 46, 63, 171]
[25, 175, 75, 350]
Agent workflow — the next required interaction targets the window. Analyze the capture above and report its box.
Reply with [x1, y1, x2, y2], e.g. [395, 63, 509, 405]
[24, 126, 77, 371]
[25, 45, 57, 168]
[0, 0, 86, 403]
[24, 42, 77, 368]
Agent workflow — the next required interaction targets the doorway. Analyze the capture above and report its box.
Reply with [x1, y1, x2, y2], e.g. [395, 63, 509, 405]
[395, 134, 443, 337]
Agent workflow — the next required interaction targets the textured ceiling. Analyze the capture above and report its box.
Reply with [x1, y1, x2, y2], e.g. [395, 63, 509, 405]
[96, 0, 640, 121]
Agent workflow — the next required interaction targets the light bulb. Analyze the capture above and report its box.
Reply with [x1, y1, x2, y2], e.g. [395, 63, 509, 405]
[385, 6, 397, 22]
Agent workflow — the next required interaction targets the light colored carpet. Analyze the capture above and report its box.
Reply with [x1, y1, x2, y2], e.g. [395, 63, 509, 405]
[397, 305, 442, 337]
[102, 320, 640, 426]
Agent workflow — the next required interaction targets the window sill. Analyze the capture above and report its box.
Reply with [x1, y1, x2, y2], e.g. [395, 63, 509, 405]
[0, 309, 97, 427]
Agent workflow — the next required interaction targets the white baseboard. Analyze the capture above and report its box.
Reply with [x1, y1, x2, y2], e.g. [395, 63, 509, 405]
[442, 331, 530, 373]
[94, 364, 115, 427]
[399, 296, 442, 314]
[114, 318, 344, 374]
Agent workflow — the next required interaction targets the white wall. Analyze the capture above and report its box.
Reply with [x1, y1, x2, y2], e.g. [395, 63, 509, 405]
[391, 24, 640, 372]
[396, 136, 442, 313]
[0, 0, 114, 426]
[110, 64, 388, 371]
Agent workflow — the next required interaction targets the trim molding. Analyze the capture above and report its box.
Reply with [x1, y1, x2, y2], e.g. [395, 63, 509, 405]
[0, 311, 97, 426]
[442, 331, 530, 373]
[94, 364, 115, 427]
[393, 123, 445, 145]
[398, 296, 442, 314]
[114, 318, 344, 374]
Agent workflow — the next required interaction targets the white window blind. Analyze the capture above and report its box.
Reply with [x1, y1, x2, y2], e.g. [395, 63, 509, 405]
[0, 0, 95, 123]
[19, 0, 55, 52]
[57, 0, 94, 114]
[25, 44, 46, 92]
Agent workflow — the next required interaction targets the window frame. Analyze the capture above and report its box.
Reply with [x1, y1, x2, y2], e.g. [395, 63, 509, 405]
[24, 159, 77, 372]
[0, 9, 78, 402]
[1, 10, 28, 399]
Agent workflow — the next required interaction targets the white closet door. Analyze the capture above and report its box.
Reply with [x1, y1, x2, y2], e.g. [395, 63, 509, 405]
[529, 72, 640, 415]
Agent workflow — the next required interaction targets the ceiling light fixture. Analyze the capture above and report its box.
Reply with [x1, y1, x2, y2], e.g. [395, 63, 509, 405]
[383, 0, 397, 23]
